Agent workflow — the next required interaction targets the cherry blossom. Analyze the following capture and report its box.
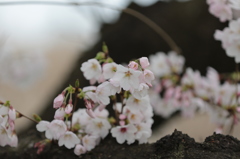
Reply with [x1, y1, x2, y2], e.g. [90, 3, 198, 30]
[207, 0, 232, 22]
[125, 95, 151, 112]
[135, 123, 152, 144]
[149, 51, 184, 78]
[46, 120, 67, 140]
[74, 144, 86, 156]
[102, 62, 117, 79]
[111, 124, 137, 144]
[36, 120, 50, 132]
[149, 52, 170, 77]
[58, 131, 80, 149]
[80, 59, 102, 82]
[167, 51, 185, 74]
[229, 0, 240, 10]
[0, 125, 11, 147]
[142, 69, 155, 86]
[82, 135, 99, 151]
[131, 83, 149, 99]
[111, 65, 142, 90]
[72, 109, 90, 127]
[0, 105, 9, 116]
[85, 118, 111, 138]
[95, 81, 112, 105]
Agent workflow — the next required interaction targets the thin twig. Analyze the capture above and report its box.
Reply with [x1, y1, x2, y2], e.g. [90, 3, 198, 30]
[16, 110, 38, 124]
[70, 88, 79, 130]
[0, 1, 181, 54]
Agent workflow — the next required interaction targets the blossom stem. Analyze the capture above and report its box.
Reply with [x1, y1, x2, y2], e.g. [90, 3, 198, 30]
[0, 1, 181, 54]
[70, 87, 79, 130]
[16, 110, 39, 124]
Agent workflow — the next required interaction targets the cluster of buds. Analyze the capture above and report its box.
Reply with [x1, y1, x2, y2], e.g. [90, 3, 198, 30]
[148, 51, 240, 133]
[0, 101, 18, 147]
[35, 44, 155, 156]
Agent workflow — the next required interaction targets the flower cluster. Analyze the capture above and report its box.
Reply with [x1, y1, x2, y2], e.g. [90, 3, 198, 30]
[149, 51, 240, 133]
[148, 51, 185, 118]
[206, 0, 240, 62]
[207, 0, 233, 22]
[214, 18, 240, 63]
[35, 45, 155, 156]
[0, 101, 18, 147]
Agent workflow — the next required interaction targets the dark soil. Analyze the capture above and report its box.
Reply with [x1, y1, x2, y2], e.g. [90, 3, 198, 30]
[1, 129, 240, 159]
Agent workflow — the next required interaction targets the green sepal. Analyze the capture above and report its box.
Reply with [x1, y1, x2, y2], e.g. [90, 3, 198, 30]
[33, 114, 42, 122]
[95, 52, 105, 60]
[102, 42, 108, 53]
[75, 79, 80, 88]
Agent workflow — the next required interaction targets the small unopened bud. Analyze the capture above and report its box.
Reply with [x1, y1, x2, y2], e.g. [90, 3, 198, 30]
[65, 104, 73, 114]
[108, 117, 116, 124]
[4, 101, 10, 107]
[102, 42, 108, 53]
[119, 114, 126, 120]
[53, 94, 64, 109]
[75, 79, 80, 88]
[105, 57, 113, 63]
[54, 108, 66, 120]
[9, 108, 16, 121]
[128, 61, 138, 70]
[95, 52, 105, 60]
[33, 114, 42, 122]
[139, 57, 149, 69]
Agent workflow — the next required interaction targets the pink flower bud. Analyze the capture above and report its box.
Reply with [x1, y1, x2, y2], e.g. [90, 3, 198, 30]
[53, 94, 65, 109]
[8, 108, 16, 121]
[139, 57, 149, 69]
[128, 61, 138, 70]
[119, 120, 125, 126]
[119, 114, 126, 120]
[54, 108, 66, 120]
[65, 104, 73, 114]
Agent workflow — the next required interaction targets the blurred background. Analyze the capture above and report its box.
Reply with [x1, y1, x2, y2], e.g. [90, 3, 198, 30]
[0, 0, 239, 142]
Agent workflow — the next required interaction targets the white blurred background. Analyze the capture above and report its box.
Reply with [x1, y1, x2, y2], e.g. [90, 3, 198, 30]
[0, 0, 238, 142]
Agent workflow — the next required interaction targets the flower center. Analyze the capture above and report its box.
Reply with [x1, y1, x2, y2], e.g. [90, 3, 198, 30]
[125, 71, 132, 77]
[91, 63, 97, 70]
[96, 122, 103, 129]
[120, 127, 127, 133]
